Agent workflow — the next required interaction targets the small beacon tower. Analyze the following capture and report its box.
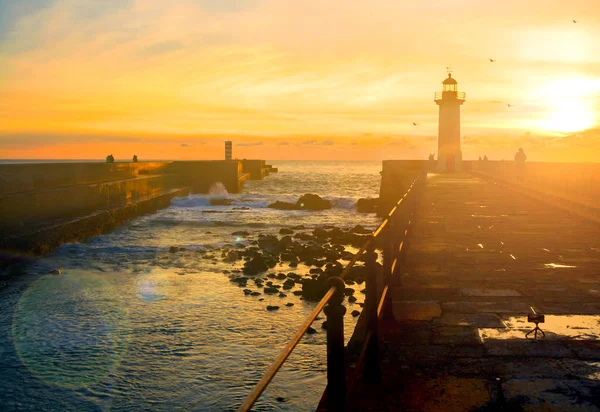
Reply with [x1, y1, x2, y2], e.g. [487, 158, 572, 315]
[225, 141, 232, 160]
[434, 72, 465, 172]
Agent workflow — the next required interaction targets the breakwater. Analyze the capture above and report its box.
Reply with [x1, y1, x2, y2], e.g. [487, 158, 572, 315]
[0, 160, 275, 253]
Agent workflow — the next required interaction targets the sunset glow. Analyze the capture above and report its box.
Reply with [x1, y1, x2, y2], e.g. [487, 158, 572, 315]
[1, 0, 599, 160]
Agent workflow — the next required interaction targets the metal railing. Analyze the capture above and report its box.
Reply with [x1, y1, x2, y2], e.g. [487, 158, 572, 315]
[434, 91, 466, 101]
[238, 174, 425, 412]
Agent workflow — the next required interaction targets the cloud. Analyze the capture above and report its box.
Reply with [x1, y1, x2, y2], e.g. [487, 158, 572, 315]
[180, 143, 189, 147]
[321, 140, 335, 145]
[194, 0, 259, 13]
[277, 142, 290, 145]
[137, 40, 184, 58]
[237, 141, 264, 146]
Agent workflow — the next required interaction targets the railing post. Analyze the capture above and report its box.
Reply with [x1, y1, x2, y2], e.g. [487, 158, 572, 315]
[325, 277, 347, 411]
[364, 245, 381, 383]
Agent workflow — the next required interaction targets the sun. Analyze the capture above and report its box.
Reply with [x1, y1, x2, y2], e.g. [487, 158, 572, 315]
[533, 77, 599, 134]
[539, 100, 596, 133]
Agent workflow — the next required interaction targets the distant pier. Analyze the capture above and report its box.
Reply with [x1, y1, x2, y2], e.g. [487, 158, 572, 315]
[0, 159, 275, 254]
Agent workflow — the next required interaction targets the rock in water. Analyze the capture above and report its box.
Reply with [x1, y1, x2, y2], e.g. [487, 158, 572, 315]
[296, 194, 331, 210]
[267, 194, 332, 211]
[356, 198, 379, 213]
[301, 278, 329, 301]
[266, 305, 280, 311]
[267, 201, 299, 210]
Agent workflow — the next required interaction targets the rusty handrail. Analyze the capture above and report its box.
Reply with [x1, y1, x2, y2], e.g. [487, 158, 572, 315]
[238, 175, 422, 411]
[238, 286, 337, 411]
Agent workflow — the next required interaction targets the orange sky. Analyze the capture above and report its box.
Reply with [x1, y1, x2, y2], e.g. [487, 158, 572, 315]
[0, 0, 599, 161]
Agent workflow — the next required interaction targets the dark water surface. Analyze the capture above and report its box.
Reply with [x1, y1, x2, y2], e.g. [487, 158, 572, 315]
[0, 161, 382, 411]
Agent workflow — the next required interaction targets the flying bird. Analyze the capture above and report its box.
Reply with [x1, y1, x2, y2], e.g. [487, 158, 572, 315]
[412, 122, 419, 126]
[489, 58, 496, 62]
[573, 19, 579, 23]
[507, 104, 513, 108]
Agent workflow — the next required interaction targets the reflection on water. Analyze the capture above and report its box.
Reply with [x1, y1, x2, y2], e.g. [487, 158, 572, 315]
[544, 263, 577, 269]
[480, 315, 600, 341]
[0, 161, 381, 411]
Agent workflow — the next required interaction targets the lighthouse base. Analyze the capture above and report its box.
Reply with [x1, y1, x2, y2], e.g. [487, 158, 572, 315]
[437, 151, 463, 173]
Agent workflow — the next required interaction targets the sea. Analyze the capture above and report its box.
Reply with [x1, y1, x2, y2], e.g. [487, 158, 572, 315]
[0, 161, 383, 411]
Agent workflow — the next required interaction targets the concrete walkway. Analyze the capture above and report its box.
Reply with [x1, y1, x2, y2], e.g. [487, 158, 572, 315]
[349, 173, 600, 411]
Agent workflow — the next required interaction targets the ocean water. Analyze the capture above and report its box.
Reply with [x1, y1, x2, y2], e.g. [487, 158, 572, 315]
[0, 161, 383, 411]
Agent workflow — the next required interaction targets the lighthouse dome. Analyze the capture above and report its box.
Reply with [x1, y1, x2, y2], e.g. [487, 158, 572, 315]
[442, 74, 457, 85]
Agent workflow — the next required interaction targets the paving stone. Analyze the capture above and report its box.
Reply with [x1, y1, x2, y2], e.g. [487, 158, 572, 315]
[460, 288, 522, 297]
[484, 339, 575, 358]
[501, 378, 600, 411]
[442, 301, 530, 314]
[437, 313, 507, 328]
[392, 301, 441, 321]
[431, 326, 483, 345]
[396, 377, 493, 412]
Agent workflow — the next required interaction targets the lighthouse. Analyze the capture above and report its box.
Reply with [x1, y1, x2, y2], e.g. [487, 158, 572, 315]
[434, 72, 465, 172]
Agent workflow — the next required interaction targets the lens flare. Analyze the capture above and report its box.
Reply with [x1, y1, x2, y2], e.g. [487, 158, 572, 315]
[12, 271, 130, 390]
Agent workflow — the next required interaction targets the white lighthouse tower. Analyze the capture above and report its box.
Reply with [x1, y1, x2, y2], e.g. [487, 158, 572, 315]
[434, 72, 465, 172]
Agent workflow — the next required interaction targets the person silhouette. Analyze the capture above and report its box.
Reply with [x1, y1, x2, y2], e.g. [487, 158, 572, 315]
[478, 156, 482, 161]
[514, 148, 526, 182]
[483, 155, 488, 161]
[133, 154, 138, 163]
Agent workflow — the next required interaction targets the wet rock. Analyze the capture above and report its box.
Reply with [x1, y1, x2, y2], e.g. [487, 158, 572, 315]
[231, 277, 248, 287]
[232, 231, 250, 237]
[267, 201, 298, 210]
[264, 287, 279, 294]
[345, 279, 355, 285]
[169, 246, 179, 253]
[233, 206, 250, 210]
[344, 287, 355, 296]
[267, 273, 277, 279]
[251, 292, 261, 296]
[351, 310, 361, 317]
[210, 198, 234, 206]
[280, 251, 299, 262]
[348, 295, 357, 303]
[294, 232, 313, 241]
[266, 305, 280, 311]
[289, 261, 298, 268]
[306, 327, 317, 335]
[356, 198, 379, 213]
[321, 321, 327, 329]
[258, 235, 283, 253]
[259, 298, 264, 301]
[292, 225, 306, 230]
[350, 225, 372, 235]
[278, 293, 287, 298]
[301, 278, 328, 301]
[224, 250, 241, 263]
[309, 268, 323, 274]
[296, 194, 331, 210]
[49, 269, 62, 275]
[279, 228, 294, 235]
[285, 302, 294, 307]
[243, 289, 253, 295]
[283, 279, 295, 287]
[292, 290, 303, 296]
[276, 397, 287, 403]
[276, 273, 287, 280]
[242, 255, 269, 275]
